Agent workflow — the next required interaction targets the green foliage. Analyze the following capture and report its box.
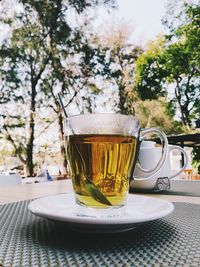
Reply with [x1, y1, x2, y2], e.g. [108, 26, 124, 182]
[135, 98, 184, 135]
[135, 39, 168, 100]
[192, 147, 200, 174]
[135, 2, 200, 129]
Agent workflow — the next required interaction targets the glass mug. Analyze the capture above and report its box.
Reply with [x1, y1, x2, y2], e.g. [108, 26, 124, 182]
[65, 113, 168, 217]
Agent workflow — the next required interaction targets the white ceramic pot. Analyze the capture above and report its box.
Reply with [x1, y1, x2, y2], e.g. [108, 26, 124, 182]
[131, 141, 188, 190]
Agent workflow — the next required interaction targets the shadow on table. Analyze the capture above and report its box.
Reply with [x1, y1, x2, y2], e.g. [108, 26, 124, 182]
[23, 217, 176, 252]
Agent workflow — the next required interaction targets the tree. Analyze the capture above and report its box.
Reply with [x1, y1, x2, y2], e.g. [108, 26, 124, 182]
[192, 147, 200, 174]
[135, 98, 184, 134]
[95, 21, 143, 115]
[0, 0, 115, 176]
[135, 2, 200, 129]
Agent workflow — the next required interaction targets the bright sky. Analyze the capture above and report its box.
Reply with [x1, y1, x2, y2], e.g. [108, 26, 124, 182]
[110, 0, 168, 45]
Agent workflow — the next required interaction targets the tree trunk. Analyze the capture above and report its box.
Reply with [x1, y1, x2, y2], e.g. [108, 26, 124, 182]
[58, 108, 68, 175]
[26, 82, 36, 176]
[175, 78, 192, 128]
[118, 82, 128, 114]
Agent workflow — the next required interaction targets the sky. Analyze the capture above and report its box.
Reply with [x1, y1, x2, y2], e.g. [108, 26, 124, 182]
[105, 0, 168, 45]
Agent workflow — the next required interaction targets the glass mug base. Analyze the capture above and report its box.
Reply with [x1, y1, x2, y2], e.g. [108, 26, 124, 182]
[75, 199, 127, 218]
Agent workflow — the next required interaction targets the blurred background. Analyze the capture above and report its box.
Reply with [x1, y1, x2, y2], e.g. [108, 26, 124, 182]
[0, 0, 199, 182]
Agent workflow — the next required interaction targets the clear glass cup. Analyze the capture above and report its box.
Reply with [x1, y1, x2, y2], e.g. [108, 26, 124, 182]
[65, 113, 168, 217]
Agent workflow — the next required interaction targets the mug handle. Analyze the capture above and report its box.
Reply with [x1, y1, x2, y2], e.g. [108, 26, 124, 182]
[168, 146, 188, 179]
[136, 128, 168, 176]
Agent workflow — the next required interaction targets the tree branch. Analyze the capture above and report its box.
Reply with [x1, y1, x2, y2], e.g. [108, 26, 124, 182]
[35, 118, 57, 139]
[3, 126, 26, 164]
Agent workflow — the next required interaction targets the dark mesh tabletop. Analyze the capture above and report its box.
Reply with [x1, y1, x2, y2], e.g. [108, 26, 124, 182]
[0, 199, 200, 267]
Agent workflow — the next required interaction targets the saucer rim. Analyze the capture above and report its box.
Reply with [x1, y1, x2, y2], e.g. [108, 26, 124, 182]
[28, 193, 174, 226]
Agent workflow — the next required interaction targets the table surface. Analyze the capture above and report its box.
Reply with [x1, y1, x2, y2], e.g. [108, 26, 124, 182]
[0, 179, 200, 205]
[1, 179, 200, 267]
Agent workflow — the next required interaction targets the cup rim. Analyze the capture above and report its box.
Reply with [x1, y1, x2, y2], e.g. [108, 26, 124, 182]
[67, 113, 138, 121]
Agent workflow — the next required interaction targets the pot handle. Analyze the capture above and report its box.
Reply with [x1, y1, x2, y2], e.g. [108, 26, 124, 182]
[136, 128, 168, 176]
[168, 146, 188, 179]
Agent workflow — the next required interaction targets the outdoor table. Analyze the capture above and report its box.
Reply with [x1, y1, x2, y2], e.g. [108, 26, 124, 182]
[0, 179, 200, 266]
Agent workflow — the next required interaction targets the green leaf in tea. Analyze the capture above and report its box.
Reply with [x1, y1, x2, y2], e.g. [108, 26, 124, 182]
[72, 143, 112, 205]
[85, 181, 112, 206]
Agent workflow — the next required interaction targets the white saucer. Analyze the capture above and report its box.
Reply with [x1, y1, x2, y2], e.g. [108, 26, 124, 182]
[28, 193, 174, 233]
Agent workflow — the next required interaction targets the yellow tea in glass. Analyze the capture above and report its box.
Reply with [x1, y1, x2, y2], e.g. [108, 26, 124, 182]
[65, 113, 168, 217]
[67, 134, 137, 209]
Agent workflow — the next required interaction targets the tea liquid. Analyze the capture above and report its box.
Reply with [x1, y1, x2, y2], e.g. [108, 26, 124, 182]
[67, 134, 137, 208]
